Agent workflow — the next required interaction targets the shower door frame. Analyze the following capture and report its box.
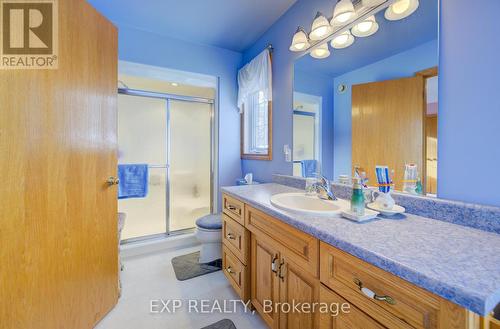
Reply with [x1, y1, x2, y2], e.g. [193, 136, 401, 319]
[118, 87, 216, 243]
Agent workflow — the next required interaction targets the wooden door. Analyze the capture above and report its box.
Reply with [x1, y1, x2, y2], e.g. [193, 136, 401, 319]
[0, 1, 118, 328]
[278, 257, 320, 329]
[352, 76, 425, 191]
[251, 233, 281, 329]
[319, 285, 386, 329]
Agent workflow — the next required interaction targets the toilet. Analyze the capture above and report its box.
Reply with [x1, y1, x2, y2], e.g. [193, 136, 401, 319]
[195, 214, 222, 264]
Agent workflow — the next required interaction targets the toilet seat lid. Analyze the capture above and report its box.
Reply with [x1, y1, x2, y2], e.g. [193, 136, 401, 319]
[195, 214, 222, 230]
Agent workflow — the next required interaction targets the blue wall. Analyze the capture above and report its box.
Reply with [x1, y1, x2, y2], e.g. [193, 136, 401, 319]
[439, 0, 500, 207]
[294, 69, 334, 179]
[332, 40, 438, 180]
[116, 26, 243, 209]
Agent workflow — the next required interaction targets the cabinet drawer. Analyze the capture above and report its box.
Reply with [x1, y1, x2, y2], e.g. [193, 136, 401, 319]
[222, 194, 245, 225]
[245, 205, 319, 278]
[320, 242, 440, 329]
[222, 214, 249, 264]
[320, 284, 386, 329]
[222, 245, 249, 302]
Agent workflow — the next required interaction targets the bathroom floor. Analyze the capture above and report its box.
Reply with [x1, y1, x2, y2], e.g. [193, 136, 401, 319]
[96, 246, 266, 329]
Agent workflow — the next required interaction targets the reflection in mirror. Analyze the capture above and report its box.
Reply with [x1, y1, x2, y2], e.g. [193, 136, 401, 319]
[293, 0, 438, 196]
[293, 92, 321, 177]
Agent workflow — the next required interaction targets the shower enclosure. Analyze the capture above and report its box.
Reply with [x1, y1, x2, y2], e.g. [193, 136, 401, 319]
[117, 88, 214, 241]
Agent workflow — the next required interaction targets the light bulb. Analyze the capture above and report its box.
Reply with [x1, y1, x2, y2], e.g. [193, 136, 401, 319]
[289, 27, 310, 52]
[393, 0, 410, 14]
[352, 16, 378, 37]
[331, 31, 355, 49]
[310, 43, 330, 59]
[385, 0, 419, 20]
[332, 0, 356, 25]
[335, 34, 349, 44]
[309, 12, 331, 41]
[312, 26, 329, 39]
[316, 49, 327, 56]
[336, 12, 353, 23]
[357, 21, 373, 33]
[295, 42, 306, 50]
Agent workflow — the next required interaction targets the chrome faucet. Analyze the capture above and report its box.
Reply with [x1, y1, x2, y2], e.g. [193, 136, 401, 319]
[313, 175, 337, 201]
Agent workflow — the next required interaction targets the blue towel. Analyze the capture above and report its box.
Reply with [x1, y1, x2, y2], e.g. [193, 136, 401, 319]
[118, 164, 149, 199]
[301, 160, 318, 178]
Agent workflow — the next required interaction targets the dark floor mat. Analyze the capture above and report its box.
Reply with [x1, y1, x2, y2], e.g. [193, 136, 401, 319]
[201, 319, 236, 329]
[171, 251, 221, 281]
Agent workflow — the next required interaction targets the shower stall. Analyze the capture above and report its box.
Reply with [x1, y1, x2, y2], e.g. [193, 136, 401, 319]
[117, 88, 214, 242]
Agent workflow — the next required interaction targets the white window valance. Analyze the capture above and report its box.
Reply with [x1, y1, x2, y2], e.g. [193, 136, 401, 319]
[237, 48, 272, 113]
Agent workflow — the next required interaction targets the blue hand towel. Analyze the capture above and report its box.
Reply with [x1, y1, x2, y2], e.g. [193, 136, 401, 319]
[118, 164, 149, 199]
[301, 160, 318, 178]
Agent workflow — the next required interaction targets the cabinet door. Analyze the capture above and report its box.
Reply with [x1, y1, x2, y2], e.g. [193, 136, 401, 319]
[251, 233, 280, 329]
[278, 257, 320, 329]
[320, 285, 387, 329]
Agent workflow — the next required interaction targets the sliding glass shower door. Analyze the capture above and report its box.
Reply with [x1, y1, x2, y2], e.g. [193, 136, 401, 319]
[117, 91, 213, 241]
[118, 94, 168, 240]
[169, 100, 212, 231]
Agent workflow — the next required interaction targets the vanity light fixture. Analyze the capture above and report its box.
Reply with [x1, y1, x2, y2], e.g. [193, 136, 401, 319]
[289, 27, 310, 52]
[310, 43, 331, 59]
[309, 12, 332, 40]
[352, 15, 379, 37]
[385, 0, 419, 20]
[330, 30, 355, 49]
[289, 0, 418, 59]
[332, 0, 356, 25]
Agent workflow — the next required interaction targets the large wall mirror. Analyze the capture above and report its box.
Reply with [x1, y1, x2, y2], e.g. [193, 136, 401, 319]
[293, 0, 438, 196]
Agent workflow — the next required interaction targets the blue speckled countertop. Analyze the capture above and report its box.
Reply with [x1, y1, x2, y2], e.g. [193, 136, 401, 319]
[222, 183, 500, 316]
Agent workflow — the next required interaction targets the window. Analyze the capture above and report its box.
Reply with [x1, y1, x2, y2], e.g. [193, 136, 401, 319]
[243, 91, 269, 154]
[238, 48, 273, 160]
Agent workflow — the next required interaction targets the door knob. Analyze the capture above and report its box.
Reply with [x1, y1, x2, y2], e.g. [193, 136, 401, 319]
[106, 176, 120, 186]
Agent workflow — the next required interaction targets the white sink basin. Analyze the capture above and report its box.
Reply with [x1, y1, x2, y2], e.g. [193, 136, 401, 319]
[270, 193, 349, 217]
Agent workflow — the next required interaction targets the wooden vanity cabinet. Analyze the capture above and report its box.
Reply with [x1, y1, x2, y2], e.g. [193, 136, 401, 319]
[320, 285, 386, 329]
[319, 242, 478, 329]
[222, 195, 250, 302]
[250, 232, 281, 328]
[221, 194, 480, 329]
[246, 204, 320, 329]
[278, 255, 320, 329]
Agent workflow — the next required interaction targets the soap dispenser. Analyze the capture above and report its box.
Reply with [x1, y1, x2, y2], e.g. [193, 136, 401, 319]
[351, 177, 365, 216]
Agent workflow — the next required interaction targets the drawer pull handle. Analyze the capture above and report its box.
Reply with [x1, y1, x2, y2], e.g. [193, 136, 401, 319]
[271, 255, 278, 274]
[226, 267, 233, 274]
[354, 278, 396, 305]
[227, 205, 238, 211]
[278, 259, 286, 282]
[226, 233, 236, 240]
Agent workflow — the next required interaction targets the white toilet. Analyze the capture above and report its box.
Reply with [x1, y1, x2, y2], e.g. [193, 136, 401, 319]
[195, 214, 222, 264]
